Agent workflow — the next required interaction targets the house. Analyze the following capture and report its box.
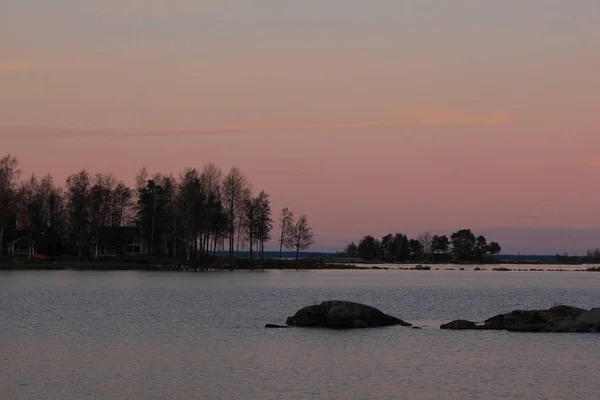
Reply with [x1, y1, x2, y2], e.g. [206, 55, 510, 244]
[1, 230, 37, 256]
[90, 226, 148, 258]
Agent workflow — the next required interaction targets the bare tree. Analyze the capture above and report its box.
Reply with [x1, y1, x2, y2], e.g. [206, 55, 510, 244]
[65, 170, 91, 260]
[37, 174, 65, 254]
[137, 178, 170, 260]
[222, 167, 251, 256]
[111, 182, 132, 226]
[0, 154, 21, 198]
[201, 163, 222, 199]
[158, 174, 177, 258]
[0, 154, 21, 260]
[134, 167, 149, 251]
[278, 208, 294, 260]
[89, 173, 117, 231]
[241, 196, 260, 259]
[287, 214, 315, 260]
[255, 191, 273, 260]
[200, 163, 222, 255]
[17, 174, 40, 257]
[135, 167, 149, 194]
[418, 231, 433, 260]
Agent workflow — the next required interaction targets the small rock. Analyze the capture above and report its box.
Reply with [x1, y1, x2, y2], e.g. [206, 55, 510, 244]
[440, 319, 477, 330]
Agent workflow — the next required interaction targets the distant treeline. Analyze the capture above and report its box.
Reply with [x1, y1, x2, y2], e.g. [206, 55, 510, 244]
[339, 230, 502, 262]
[0, 154, 315, 262]
[555, 249, 600, 264]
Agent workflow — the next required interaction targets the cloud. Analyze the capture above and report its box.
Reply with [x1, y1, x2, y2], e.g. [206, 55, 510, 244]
[0, 107, 515, 138]
[394, 106, 517, 127]
[0, 123, 393, 140]
[0, 63, 55, 71]
[121, 122, 390, 136]
[117, 108, 516, 136]
[1, 112, 516, 139]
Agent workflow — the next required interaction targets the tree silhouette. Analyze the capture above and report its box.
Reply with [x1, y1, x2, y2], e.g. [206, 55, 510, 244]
[65, 170, 91, 260]
[222, 167, 251, 257]
[278, 208, 294, 260]
[432, 235, 450, 255]
[287, 214, 315, 260]
[358, 235, 379, 261]
[450, 229, 476, 261]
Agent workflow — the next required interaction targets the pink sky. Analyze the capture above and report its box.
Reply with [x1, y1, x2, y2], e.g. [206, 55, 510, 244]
[1, 1, 599, 253]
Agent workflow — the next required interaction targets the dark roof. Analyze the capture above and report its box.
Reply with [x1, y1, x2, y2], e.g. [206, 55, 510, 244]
[2, 230, 30, 243]
[94, 226, 141, 246]
[2, 229, 59, 246]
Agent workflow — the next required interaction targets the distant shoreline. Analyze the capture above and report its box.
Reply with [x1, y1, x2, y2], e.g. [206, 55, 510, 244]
[1, 258, 598, 272]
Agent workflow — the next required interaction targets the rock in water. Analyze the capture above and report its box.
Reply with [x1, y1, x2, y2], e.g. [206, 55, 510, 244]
[265, 324, 289, 328]
[440, 320, 477, 330]
[440, 305, 598, 333]
[285, 300, 412, 329]
[576, 308, 600, 327]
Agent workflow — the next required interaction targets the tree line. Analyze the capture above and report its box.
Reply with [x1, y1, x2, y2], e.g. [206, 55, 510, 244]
[342, 229, 502, 262]
[555, 248, 600, 264]
[0, 154, 315, 262]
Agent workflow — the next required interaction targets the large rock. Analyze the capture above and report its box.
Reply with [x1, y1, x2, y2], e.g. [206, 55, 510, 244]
[285, 300, 412, 329]
[549, 305, 587, 319]
[505, 324, 550, 333]
[442, 305, 597, 333]
[479, 305, 586, 331]
[440, 319, 477, 330]
[576, 308, 600, 327]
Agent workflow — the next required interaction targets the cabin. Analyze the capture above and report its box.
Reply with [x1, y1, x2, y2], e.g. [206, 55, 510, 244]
[90, 226, 148, 258]
[1, 230, 37, 256]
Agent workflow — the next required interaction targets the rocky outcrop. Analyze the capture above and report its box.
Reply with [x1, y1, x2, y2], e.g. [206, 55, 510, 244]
[265, 324, 289, 328]
[285, 300, 412, 329]
[576, 308, 600, 326]
[440, 319, 477, 330]
[440, 305, 599, 333]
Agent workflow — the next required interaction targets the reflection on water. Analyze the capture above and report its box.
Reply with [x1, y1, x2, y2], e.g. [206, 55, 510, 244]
[1, 269, 599, 400]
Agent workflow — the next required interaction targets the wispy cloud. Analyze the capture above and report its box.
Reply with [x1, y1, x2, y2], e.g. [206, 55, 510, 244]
[119, 108, 516, 136]
[0, 123, 394, 139]
[396, 106, 517, 127]
[0, 107, 515, 138]
[121, 122, 391, 136]
[0, 63, 55, 71]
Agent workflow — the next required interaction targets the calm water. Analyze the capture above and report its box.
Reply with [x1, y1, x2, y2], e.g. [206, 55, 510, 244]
[1, 268, 599, 400]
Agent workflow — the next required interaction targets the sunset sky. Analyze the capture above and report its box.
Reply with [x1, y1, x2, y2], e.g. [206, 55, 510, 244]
[2, 1, 599, 253]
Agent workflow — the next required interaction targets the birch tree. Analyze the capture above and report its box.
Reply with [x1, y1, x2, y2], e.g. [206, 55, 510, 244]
[65, 170, 91, 259]
[287, 214, 316, 260]
[222, 167, 251, 256]
[278, 208, 294, 260]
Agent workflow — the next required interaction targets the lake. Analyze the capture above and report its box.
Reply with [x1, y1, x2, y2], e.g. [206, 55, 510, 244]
[1, 268, 599, 400]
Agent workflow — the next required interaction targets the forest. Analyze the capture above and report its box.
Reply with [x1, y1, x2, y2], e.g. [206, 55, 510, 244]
[0, 154, 315, 263]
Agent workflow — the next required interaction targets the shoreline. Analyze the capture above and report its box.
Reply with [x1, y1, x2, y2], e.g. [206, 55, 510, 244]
[1, 261, 598, 273]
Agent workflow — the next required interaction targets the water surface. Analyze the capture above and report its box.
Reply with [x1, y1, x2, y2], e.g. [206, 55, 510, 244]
[1, 269, 599, 399]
